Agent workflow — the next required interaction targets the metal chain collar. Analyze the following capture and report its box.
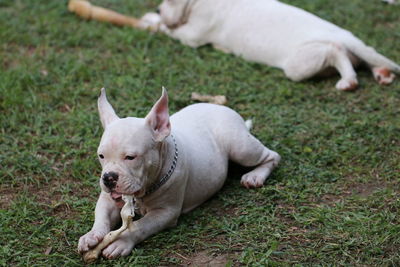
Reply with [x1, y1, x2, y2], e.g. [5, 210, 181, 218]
[144, 134, 178, 197]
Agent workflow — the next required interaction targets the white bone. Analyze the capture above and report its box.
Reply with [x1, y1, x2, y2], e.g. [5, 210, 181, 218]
[82, 195, 135, 263]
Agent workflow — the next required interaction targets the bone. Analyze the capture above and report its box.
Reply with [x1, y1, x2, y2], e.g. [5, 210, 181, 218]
[191, 92, 227, 105]
[83, 195, 135, 263]
[68, 0, 158, 31]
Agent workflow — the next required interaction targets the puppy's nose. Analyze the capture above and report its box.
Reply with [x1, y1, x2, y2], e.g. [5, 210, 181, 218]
[155, 7, 160, 14]
[102, 171, 119, 189]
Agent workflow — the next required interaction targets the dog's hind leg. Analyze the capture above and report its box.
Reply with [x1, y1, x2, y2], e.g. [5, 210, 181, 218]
[227, 128, 280, 188]
[372, 66, 396, 85]
[345, 38, 400, 85]
[283, 41, 358, 90]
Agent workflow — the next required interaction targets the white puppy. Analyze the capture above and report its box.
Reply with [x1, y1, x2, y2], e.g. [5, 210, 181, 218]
[78, 88, 280, 259]
[142, 0, 400, 90]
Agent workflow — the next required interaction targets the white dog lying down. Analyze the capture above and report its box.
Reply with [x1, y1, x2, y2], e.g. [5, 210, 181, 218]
[140, 0, 400, 90]
[78, 88, 280, 259]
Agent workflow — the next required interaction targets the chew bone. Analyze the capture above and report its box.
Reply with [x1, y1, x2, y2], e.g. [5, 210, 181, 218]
[191, 92, 227, 105]
[83, 195, 135, 263]
[68, 0, 158, 31]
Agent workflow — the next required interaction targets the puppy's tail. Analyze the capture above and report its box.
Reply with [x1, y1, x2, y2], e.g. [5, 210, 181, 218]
[345, 38, 400, 74]
[245, 119, 253, 131]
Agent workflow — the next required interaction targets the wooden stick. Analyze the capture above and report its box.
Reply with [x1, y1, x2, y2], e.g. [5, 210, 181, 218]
[191, 92, 228, 105]
[68, 0, 157, 31]
[82, 195, 135, 263]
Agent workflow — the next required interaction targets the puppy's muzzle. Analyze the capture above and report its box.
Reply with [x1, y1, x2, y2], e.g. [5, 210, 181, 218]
[102, 171, 119, 190]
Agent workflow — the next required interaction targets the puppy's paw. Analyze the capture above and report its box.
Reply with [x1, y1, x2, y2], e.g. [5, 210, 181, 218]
[335, 78, 358, 91]
[241, 173, 266, 189]
[373, 67, 395, 85]
[78, 229, 108, 253]
[102, 234, 135, 259]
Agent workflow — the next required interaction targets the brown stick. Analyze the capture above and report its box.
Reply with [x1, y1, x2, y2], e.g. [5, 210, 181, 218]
[68, 0, 156, 30]
[191, 92, 228, 105]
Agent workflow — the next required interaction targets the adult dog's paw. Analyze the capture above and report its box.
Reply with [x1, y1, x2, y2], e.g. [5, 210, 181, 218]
[241, 173, 265, 188]
[335, 78, 358, 91]
[373, 67, 395, 85]
[139, 12, 162, 31]
[78, 229, 108, 253]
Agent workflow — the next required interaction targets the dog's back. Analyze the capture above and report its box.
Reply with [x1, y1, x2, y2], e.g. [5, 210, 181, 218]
[170, 103, 250, 212]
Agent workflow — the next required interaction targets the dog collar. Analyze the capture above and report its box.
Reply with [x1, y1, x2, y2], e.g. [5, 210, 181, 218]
[144, 134, 178, 196]
[168, 0, 195, 29]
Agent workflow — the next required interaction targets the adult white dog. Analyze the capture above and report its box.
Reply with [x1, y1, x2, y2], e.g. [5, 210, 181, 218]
[141, 0, 400, 90]
[78, 88, 280, 259]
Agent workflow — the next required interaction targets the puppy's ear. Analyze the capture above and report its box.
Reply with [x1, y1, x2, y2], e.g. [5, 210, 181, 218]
[98, 88, 119, 129]
[145, 87, 171, 142]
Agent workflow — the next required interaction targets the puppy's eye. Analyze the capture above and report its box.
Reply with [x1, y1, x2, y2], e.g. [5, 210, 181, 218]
[99, 154, 104, 159]
[125, 155, 136, 160]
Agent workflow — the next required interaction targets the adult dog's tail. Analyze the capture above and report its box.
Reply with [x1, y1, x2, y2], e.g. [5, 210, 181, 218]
[346, 37, 400, 74]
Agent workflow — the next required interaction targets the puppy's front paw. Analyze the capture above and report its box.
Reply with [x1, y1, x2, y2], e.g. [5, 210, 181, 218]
[102, 233, 135, 259]
[78, 229, 108, 253]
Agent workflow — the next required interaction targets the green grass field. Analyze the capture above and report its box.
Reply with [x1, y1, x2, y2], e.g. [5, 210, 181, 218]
[1, 0, 399, 266]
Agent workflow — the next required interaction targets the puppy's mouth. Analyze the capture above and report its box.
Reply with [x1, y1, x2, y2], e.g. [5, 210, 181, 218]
[110, 189, 144, 201]
[110, 191, 123, 202]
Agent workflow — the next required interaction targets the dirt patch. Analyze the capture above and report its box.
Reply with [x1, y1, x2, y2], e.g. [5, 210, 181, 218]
[32, 177, 95, 219]
[0, 188, 16, 209]
[203, 197, 240, 218]
[171, 250, 234, 267]
[316, 174, 395, 206]
[273, 203, 315, 249]
[0, 177, 94, 219]
[349, 180, 387, 197]
[318, 192, 349, 205]
[189, 251, 230, 267]
[2, 44, 43, 69]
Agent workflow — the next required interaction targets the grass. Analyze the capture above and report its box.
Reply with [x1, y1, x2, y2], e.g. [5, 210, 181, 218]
[1, 0, 399, 266]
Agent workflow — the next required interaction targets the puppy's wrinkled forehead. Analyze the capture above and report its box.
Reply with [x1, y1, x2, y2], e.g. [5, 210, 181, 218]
[99, 117, 153, 154]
